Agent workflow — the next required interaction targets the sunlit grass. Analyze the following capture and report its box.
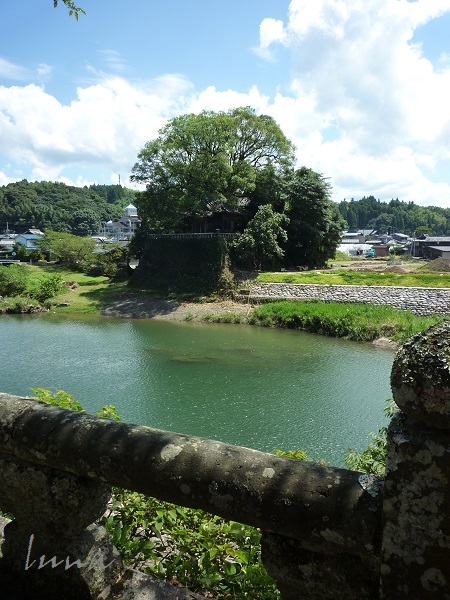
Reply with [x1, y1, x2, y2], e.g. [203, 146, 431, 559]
[28, 265, 128, 315]
[256, 270, 450, 288]
[249, 300, 444, 343]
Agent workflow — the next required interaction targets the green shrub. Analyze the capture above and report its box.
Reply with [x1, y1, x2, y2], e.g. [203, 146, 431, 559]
[30, 272, 64, 303]
[345, 400, 397, 476]
[0, 264, 30, 296]
[102, 490, 279, 599]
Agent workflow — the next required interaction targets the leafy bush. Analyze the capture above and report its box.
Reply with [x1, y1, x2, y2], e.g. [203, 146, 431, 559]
[345, 399, 397, 476]
[102, 491, 280, 599]
[0, 264, 30, 296]
[29, 272, 64, 303]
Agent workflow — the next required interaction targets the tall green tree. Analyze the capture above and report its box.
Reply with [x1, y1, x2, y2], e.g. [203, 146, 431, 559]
[285, 168, 346, 268]
[130, 107, 295, 232]
[231, 205, 289, 271]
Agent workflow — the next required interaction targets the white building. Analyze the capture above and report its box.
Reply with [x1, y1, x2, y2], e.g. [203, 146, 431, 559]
[103, 204, 140, 241]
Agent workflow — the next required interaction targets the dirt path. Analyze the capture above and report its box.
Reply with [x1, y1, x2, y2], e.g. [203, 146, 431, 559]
[100, 297, 254, 321]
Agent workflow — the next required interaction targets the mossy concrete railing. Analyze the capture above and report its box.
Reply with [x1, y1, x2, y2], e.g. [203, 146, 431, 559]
[1, 322, 450, 599]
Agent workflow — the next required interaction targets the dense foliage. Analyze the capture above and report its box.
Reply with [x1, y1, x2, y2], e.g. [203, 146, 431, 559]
[130, 236, 229, 295]
[131, 107, 346, 268]
[338, 196, 450, 235]
[0, 180, 137, 235]
[231, 205, 289, 270]
[345, 400, 398, 476]
[284, 168, 346, 267]
[0, 264, 63, 304]
[131, 107, 295, 232]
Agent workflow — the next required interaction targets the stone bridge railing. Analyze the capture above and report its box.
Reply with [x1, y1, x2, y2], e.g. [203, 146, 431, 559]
[1, 322, 450, 599]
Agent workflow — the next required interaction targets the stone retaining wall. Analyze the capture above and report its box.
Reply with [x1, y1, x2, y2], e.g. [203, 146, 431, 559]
[249, 283, 450, 316]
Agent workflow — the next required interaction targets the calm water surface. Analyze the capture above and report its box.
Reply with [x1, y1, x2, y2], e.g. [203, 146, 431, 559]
[0, 315, 395, 466]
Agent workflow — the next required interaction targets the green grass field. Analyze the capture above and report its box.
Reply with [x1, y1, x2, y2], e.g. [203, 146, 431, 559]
[249, 300, 443, 343]
[256, 269, 450, 288]
[28, 265, 128, 315]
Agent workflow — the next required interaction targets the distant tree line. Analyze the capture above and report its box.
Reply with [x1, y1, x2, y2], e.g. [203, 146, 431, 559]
[0, 180, 137, 236]
[338, 196, 450, 236]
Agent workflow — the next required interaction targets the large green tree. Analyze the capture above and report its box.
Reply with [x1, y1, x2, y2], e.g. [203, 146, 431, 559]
[131, 107, 295, 232]
[285, 168, 346, 268]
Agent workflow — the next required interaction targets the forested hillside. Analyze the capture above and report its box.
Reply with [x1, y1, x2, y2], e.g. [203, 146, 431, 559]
[338, 196, 450, 236]
[0, 180, 138, 235]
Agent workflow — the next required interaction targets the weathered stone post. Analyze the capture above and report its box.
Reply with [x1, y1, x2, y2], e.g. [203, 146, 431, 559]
[381, 322, 450, 599]
[259, 466, 383, 600]
[0, 395, 121, 599]
[0, 455, 120, 599]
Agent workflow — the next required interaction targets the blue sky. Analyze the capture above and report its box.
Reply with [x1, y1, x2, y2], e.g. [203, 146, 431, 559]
[1, 0, 450, 207]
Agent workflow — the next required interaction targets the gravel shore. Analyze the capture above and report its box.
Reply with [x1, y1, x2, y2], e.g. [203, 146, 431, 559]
[100, 297, 254, 321]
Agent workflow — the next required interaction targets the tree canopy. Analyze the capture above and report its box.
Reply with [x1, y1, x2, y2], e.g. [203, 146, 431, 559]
[131, 107, 295, 231]
[284, 168, 346, 268]
[232, 205, 289, 271]
[337, 196, 450, 235]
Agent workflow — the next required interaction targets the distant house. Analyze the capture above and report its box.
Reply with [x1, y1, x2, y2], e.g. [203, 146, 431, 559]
[422, 246, 450, 260]
[103, 204, 140, 241]
[15, 230, 44, 251]
[412, 236, 450, 258]
[392, 232, 408, 244]
[341, 231, 365, 244]
[373, 245, 389, 258]
[0, 237, 16, 260]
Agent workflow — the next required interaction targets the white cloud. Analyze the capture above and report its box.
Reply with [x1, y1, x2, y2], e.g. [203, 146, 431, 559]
[252, 0, 450, 206]
[2, 0, 450, 211]
[0, 74, 195, 184]
[0, 171, 18, 186]
[36, 63, 52, 81]
[98, 49, 129, 73]
[253, 18, 287, 59]
[0, 58, 32, 81]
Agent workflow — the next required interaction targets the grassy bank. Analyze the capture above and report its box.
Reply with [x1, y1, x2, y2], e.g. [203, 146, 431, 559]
[1, 265, 446, 345]
[0, 265, 129, 315]
[256, 269, 450, 287]
[246, 300, 443, 343]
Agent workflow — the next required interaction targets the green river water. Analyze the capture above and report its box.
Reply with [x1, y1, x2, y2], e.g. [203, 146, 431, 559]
[0, 314, 395, 467]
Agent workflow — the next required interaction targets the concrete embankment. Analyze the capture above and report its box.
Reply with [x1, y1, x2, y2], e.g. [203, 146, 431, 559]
[248, 283, 450, 316]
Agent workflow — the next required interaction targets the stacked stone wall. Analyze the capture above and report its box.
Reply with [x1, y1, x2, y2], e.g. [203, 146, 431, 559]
[249, 283, 450, 316]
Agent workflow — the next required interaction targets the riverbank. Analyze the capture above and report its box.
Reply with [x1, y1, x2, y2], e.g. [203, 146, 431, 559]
[100, 297, 254, 321]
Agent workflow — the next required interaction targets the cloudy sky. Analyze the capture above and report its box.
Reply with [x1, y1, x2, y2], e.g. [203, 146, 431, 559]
[1, 0, 450, 206]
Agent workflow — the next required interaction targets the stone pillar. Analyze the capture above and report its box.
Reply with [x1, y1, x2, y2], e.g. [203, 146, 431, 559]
[261, 531, 380, 600]
[381, 322, 450, 599]
[0, 453, 120, 599]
